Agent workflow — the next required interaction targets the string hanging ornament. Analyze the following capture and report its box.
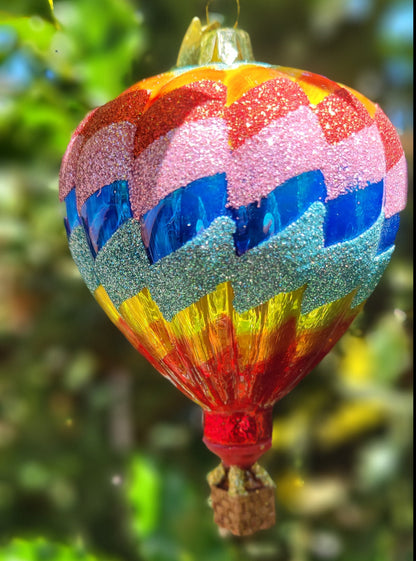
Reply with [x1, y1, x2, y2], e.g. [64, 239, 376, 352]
[59, 0, 407, 536]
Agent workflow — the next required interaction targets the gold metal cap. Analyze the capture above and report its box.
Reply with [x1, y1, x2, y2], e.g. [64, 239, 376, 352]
[176, 17, 254, 67]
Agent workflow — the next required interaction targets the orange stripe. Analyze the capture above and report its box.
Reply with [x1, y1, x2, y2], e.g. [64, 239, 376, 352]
[125, 71, 175, 94]
[148, 67, 226, 104]
[223, 64, 285, 106]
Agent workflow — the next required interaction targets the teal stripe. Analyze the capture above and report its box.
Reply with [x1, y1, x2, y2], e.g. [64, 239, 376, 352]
[93, 203, 391, 321]
[68, 226, 100, 293]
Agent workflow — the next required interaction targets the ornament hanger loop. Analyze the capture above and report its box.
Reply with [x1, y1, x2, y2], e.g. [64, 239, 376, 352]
[206, 0, 240, 28]
[176, 1, 252, 67]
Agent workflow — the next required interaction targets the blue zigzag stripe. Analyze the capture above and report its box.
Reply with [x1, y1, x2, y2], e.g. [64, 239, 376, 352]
[65, 171, 390, 262]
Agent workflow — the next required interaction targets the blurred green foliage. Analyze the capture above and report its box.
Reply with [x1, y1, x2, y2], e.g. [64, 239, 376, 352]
[0, 537, 113, 561]
[0, 1, 413, 560]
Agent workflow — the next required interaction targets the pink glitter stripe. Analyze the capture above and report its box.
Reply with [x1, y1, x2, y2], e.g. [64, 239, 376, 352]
[59, 134, 84, 201]
[226, 106, 325, 208]
[322, 122, 386, 200]
[71, 110, 400, 218]
[76, 122, 136, 212]
[227, 108, 386, 208]
[130, 118, 230, 220]
[383, 154, 407, 218]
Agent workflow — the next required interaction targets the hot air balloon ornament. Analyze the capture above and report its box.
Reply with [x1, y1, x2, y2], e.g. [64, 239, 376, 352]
[59, 4, 407, 536]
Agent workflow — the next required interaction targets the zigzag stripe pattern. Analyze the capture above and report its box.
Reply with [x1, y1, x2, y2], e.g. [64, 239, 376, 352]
[60, 61, 407, 409]
[67, 203, 393, 320]
[59, 63, 406, 220]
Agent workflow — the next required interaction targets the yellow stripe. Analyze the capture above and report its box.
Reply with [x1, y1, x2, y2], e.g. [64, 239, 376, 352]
[94, 285, 121, 325]
[119, 288, 175, 361]
[114, 282, 360, 369]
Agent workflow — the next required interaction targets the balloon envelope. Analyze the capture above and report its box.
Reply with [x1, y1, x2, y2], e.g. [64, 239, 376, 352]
[60, 63, 407, 466]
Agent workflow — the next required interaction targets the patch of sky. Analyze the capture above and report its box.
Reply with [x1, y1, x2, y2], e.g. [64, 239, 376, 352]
[0, 50, 36, 92]
[345, 0, 373, 21]
[385, 57, 413, 87]
[379, 1, 413, 44]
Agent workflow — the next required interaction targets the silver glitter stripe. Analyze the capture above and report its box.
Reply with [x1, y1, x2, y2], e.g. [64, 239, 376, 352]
[94, 215, 236, 316]
[148, 217, 236, 316]
[230, 203, 326, 312]
[68, 226, 100, 293]
[92, 203, 391, 321]
[94, 219, 149, 305]
[352, 246, 394, 307]
[300, 209, 385, 313]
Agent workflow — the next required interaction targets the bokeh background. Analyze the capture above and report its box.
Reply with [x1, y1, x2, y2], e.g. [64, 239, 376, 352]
[0, 1, 413, 560]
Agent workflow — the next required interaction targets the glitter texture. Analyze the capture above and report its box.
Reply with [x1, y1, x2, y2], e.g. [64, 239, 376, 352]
[322, 123, 385, 199]
[94, 218, 149, 306]
[79, 89, 149, 142]
[226, 108, 385, 208]
[353, 246, 394, 306]
[374, 106, 404, 170]
[59, 135, 84, 201]
[300, 211, 385, 313]
[76, 122, 135, 211]
[135, 169, 383, 263]
[68, 226, 100, 293]
[60, 60, 407, 463]
[226, 106, 325, 207]
[90, 203, 390, 320]
[131, 118, 230, 219]
[313, 87, 373, 144]
[225, 77, 309, 148]
[384, 154, 408, 217]
[133, 81, 226, 157]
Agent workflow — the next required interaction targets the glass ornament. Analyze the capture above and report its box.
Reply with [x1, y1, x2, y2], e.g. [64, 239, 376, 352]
[59, 14, 407, 535]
